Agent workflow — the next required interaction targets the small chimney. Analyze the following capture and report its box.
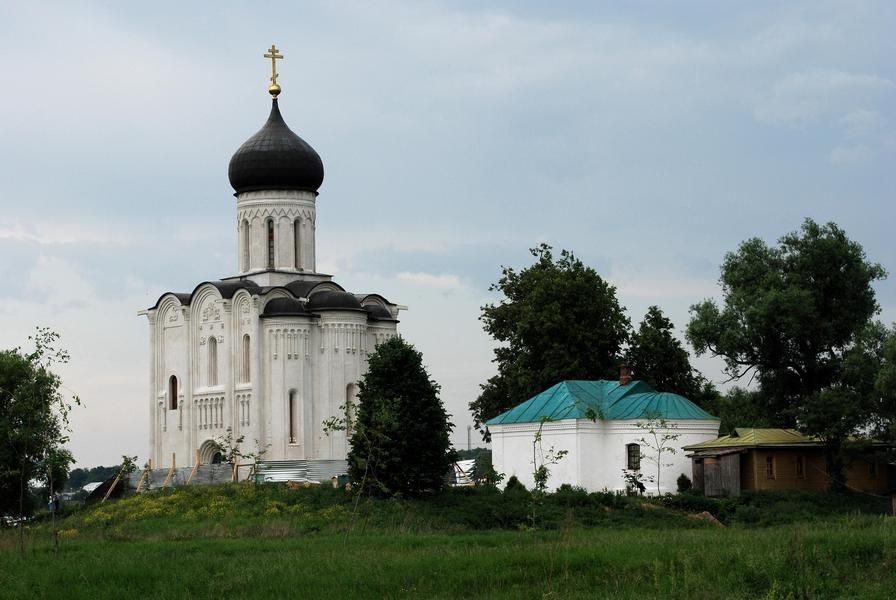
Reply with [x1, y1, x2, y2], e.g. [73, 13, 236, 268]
[619, 363, 632, 386]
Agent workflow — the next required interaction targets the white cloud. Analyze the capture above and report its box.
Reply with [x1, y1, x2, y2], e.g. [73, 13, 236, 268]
[0, 219, 143, 246]
[25, 256, 97, 303]
[829, 144, 872, 165]
[840, 109, 885, 136]
[610, 272, 719, 301]
[396, 271, 464, 289]
[755, 68, 894, 124]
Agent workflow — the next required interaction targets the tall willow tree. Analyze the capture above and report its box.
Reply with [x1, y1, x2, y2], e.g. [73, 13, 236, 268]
[687, 219, 887, 484]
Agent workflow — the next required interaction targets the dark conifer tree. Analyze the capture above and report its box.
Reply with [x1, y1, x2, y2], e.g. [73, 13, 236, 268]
[347, 337, 454, 496]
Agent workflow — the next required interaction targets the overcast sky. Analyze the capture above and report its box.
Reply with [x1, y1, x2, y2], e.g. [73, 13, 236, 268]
[1, 1, 894, 467]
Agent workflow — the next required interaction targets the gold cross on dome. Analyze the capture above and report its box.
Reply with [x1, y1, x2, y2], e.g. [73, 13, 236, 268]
[264, 44, 284, 97]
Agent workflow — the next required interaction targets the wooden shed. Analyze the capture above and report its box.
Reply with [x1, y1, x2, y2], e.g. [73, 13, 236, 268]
[685, 429, 893, 496]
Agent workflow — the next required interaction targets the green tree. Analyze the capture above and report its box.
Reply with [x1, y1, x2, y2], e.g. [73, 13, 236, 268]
[700, 387, 772, 435]
[625, 305, 717, 405]
[0, 328, 78, 517]
[687, 219, 886, 484]
[470, 244, 630, 437]
[347, 337, 454, 496]
[632, 415, 681, 497]
[874, 323, 896, 442]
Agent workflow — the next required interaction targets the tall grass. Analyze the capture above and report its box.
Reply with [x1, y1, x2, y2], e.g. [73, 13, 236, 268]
[2, 484, 894, 599]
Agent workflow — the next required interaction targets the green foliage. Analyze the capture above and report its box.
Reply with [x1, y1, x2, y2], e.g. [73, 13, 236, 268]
[687, 219, 888, 480]
[347, 337, 454, 496]
[212, 427, 268, 464]
[700, 387, 772, 435]
[471, 244, 630, 437]
[622, 469, 647, 495]
[67, 465, 120, 490]
[676, 473, 692, 493]
[626, 306, 712, 403]
[0, 328, 78, 516]
[687, 219, 885, 425]
[634, 414, 681, 496]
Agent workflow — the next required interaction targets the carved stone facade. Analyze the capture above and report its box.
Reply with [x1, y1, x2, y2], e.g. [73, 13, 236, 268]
[140, 97, 401, 468]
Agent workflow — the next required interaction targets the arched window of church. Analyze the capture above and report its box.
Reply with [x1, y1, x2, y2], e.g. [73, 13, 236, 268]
[240, 219, 250, 271]
[241, 334, 251, 383]
[288, 390, 297, 444]
[300, 219, 302, 269]
[266, 219, 275, 269]
[168, 375, 178, 410]
[208, 337, 218, 386]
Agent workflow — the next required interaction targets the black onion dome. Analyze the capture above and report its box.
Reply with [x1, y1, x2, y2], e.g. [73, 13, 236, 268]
[228, 99, 324, 194]
[261, 297, 309, 317]
[306, 291, 364, 311]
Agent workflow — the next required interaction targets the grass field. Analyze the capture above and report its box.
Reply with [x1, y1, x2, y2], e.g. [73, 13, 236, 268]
[2, 485, 895, 599]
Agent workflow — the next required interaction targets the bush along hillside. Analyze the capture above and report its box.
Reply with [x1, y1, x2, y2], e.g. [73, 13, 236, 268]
[10, 481, 893, 542]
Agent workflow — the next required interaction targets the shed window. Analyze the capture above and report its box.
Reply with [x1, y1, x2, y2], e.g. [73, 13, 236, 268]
[626, 443, 641, 470]
[795, 456, 804, 479]
[765, 456, 775, 479]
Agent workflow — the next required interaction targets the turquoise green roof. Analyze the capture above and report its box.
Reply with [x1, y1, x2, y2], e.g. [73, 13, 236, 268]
[486, 380, 718, 426]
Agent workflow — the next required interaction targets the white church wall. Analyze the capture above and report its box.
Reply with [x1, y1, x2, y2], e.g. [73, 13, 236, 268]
[263, 317, 314, 460]
[232, 292, 256, 447]
[156, 298, 190, 466]
[491, 418, 720, 494]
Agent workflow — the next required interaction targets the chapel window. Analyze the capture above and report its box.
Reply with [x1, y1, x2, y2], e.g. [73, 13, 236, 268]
[208, 337, 218, 386]
[765, 456, 775, 479]
[626, 443, 641, 470]
[288, 390, 297, 444]
[795, 455, 804, 479]
[168, 375, 178, 410]
[294, 219, 302, 269]
[241, 334, 251, 383]
[267, 219, 275, 269]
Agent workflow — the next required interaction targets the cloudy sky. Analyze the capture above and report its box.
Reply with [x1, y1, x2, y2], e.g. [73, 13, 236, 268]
[1, 1, 894, 467]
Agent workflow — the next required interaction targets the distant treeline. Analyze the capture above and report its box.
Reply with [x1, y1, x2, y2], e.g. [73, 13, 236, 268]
[67, 465, 120, 490]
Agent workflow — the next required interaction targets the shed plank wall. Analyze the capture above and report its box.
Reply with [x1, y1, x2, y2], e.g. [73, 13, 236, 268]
[721, 453, 741, 497]
[704, 458, 722, 497]
[692, 460, 704, 492]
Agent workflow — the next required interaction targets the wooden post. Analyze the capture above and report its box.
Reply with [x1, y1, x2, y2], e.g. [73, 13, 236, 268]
[186, 449, 201, 485]
[232, 458, 240, 482]
[162, 453, 176, 488]
[101, 473, 122, 504]
[135, 459, 153, 493]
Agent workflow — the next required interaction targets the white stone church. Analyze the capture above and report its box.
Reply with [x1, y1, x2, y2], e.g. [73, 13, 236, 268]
[140, 70, 400, 469]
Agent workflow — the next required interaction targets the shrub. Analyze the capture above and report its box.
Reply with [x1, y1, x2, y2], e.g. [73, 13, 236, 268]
[676, 473, 692, 492]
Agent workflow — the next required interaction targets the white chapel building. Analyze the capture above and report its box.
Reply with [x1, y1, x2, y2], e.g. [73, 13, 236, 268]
[488, 368, 720, 494]
[140, 62, 400, 469]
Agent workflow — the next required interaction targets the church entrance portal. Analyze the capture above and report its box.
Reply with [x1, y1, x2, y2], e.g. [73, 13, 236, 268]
[199, 439, 222, 465]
